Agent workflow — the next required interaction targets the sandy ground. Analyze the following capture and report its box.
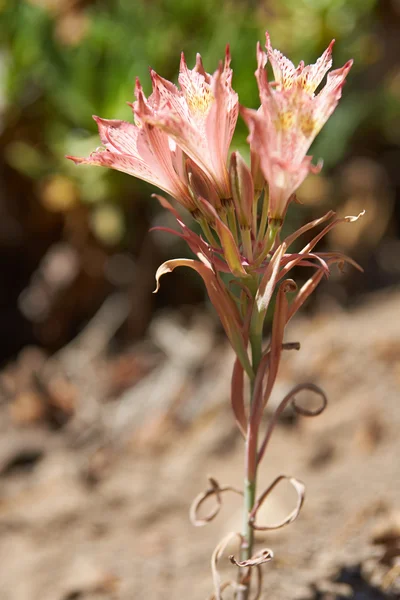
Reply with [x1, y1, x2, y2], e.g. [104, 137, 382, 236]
[0, 288, 399, 600]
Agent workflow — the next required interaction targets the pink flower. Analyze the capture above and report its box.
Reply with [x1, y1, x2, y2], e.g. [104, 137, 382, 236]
[66, 83, 197, 212]
[67, 48, 238, 210]
[242, 33, 353, 220]
[144, 48, 238, 199]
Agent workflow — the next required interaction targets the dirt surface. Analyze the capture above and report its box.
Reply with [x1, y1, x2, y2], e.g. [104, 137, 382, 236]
[0, 289, 399, 600]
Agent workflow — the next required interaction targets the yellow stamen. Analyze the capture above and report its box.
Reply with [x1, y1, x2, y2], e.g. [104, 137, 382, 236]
[300, 114, 316, 137]
[274, 110, 295, 131]
[186, 86, 214, 115]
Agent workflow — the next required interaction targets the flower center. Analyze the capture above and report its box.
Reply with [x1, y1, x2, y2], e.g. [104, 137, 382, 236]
[186, 85, 214, 116]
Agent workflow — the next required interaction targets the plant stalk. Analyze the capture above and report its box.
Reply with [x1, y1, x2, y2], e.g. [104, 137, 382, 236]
[235, 331, 262, 600]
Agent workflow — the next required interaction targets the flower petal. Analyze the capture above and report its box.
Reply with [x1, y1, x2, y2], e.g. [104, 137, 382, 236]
[67, 111, 196, 210]
[143, 50, 238, 198]
[299, 40, 334, 94]
[265, 32, 298, 90]
[313, 59, 353, 135]
[67, 147, 163, 188]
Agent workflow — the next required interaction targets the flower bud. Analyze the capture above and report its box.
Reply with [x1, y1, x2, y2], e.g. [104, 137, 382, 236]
[229, 151, 254, 229]
[186, 159, 222, 211]
[250, 149, 265, 197]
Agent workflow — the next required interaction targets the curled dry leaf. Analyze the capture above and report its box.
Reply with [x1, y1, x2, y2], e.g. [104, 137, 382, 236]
[210, 531, 243, 600]
[290, 382, 328, 417]
[249, 475, 305, 531]
[250, 565, 263, 600]
[258, 382, 328, 464]
[190, 477, 243, 527]
[228, 564, 264, 600]
[299, 210, 365, 256]
[249, 341, 301, 432]
[207, 580, 241, 600]
[213, 566, 263, 600]
[229, 547, 274, 568]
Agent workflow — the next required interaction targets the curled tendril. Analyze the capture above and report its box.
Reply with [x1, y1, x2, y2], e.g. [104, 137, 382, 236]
[249, 475, 306, 531]
[190, 477, 243, 527]
[214, 565, 263, 600]
[258, 382, 328, 465]
[210, 531, 243, 600]
[208, 539, 265, 600]
[250, 565, 263, 600]
[207, 581, 243, 600]
[229, 547, 274, 567]
[228, 556, 267, 600]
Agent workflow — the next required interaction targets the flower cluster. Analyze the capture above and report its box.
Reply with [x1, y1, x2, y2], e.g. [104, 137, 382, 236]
[243, 35, 353, 221]
[68, 33, 359, 378]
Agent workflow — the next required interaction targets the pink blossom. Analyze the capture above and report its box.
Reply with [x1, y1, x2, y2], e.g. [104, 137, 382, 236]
[144, 48, 238, 199]
[242, 33, 353, 220]
[67, 48, 238, 210]
[66, 85, 196, 212]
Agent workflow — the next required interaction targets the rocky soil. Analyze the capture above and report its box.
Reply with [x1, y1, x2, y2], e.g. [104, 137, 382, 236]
[0, 289, 399, 600]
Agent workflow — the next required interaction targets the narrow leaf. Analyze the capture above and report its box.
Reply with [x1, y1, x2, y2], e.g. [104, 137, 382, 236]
[231, 358, 247, 437]
[263, 279, 297, 406]
[198, 198, 248, 278]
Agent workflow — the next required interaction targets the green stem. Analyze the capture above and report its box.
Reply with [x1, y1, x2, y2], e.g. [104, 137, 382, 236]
[235, 330, 262, 600]
[252, 190, 262, 238]
[250, 333, 262, 379]
[240, 475, 257, 559]
[253, 221, 280, 268]
[227, 205, 239, 246]
[198, 217, 219, 247]
[241, 227, 253, 263]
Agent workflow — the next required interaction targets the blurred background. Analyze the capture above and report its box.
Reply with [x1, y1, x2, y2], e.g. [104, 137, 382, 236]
[0, 0, 399, 359]
[0, 1, 399, 599]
